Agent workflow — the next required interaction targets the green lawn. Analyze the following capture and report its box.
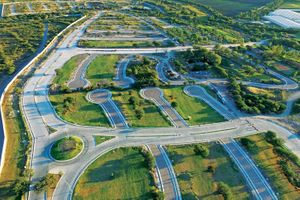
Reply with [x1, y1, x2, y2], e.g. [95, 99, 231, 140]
[93, 136, 115, 145]
[78, 40, 161, 48]
[166, 143, 249, 200]
[163, 86, 224, 125]
[50, 136, 83, 160]
[240, 134, 300, 199]
[280, 0, 300, 8]
[112, 89, 170, 127]
[53, 54, 88, 86]
[291, 99, 300, 115]
[86, 55, 120, 86]
[49, 91, 110, 127]
[73, 147, 155, 200]
[195, 0, 271, 16]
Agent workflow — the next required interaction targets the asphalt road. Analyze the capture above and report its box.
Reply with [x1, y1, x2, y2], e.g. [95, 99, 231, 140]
[114, 56, 134, 88]
[3, 12, 298, 200]
[184, 85, 236, 120]
[67, 54, 95, 90]
[149, 145, 182, 200]
[221, 139, 278, 200]
[87, 89, 128, 128]
[141, 87, 188, 128]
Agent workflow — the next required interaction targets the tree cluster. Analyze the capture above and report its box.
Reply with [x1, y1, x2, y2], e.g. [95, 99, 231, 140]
[229, 78, 286, 114]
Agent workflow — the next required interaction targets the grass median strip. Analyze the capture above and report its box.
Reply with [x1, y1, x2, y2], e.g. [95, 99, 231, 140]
[73, 147, 156, 200]
[163, 86, 225, 125]
[93, 136, 115, 145]
[166, 143, 250, 199]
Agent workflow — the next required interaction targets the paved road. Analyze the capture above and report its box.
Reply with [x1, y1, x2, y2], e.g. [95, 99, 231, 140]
[67, 54, 95, 90]
[87, 89, 128, 128]
[114, 56, 134, 88]
[221, 139, 278, 200]
[10, 13, 299, 200]
[149, 145, 182, 200]
[184, 85, 236, 120]
[141, 87, 188, 128]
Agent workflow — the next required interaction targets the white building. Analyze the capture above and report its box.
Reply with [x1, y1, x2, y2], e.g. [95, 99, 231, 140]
[264, 9, 300, 29]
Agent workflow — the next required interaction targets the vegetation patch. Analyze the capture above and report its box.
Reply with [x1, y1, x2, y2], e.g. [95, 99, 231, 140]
[86, 55, 120, 87]
[49, 91, 109, 127]
[229, 78, 286, 114]
[53, 54, 88, 87]
[166, 143, 249, 199]
[240, 132, 300, 199]
[93, 136, 115, 145]
[0, 13, 79, 77]
[163, 86, 224, 125]
[292, 99, 300, 115]
[78, 40, 167, 48]
[50, 136, 83, 161]
[73, 147, 158, 200]
[113, 89, 170, 127]
[126, 56, 160, 89]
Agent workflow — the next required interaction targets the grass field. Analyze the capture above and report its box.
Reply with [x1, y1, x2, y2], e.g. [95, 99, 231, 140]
[86, 55, 120, 86]
[166, 143, 250, 199]
[280, 0, 300, 8]
[53, 54, 88, 86]
[49, 91, 110, 127]
[195, 0, 272, 16]
[113, 89, 170, 127]
[78, 40, 161, 48]
[163, 86, 224, 125]
[93, 136, 114, 145]
[240, 134, 300, 199]
[73, 147, 155, 200]
[50, 136, 83, 160]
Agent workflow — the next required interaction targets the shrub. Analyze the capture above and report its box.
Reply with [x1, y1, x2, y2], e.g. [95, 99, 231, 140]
[240, 138, 256, 151]
[193, 144, 209, 158]
[140, 149, 155, 170]
[217, 182, 233, 200]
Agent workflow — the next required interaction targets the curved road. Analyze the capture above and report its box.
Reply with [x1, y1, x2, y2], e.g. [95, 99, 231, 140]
[2, 13, 297, 200]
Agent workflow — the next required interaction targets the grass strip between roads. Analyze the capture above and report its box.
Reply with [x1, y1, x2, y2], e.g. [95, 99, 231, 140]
[166, 143, 250, 199]
[163, 86, 225, 125]
[73, 147, 156, 200]
[93, 135, 114, 145]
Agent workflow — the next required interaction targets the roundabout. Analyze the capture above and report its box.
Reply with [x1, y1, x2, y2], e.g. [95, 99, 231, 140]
[50, 136, 84, 161]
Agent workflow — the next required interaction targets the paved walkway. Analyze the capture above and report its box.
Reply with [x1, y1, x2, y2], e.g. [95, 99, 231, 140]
[87, 89, 128, 129]
[221, 139, 278, 200]
[149, 145, 182, 200]
[141, 87, 188, 128]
